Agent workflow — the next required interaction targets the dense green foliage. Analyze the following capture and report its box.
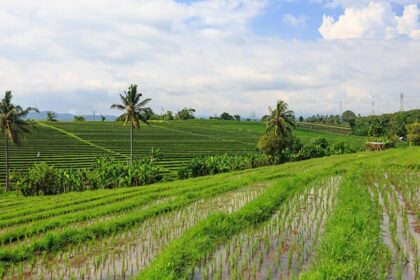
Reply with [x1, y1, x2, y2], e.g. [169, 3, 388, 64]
[11, 155, 164, 196]
[177, 153, 271, 179]
[305, 114, 341, 124]
[175, 108, 196, 120]
[341, 110, 356, 126]
[407, 122, 420, 145]
[352, 109, 420, 137]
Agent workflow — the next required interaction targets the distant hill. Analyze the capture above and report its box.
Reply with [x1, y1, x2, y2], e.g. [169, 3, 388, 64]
[25, 111, 117, 121]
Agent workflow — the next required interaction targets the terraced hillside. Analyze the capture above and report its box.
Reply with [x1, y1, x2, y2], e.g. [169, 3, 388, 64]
[0, 124, 117, 183]
[0, 120, 364, 181]
[0, 147, 418, 279]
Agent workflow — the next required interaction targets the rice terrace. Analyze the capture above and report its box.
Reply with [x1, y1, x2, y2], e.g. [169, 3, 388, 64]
[1, 1, 420, 280]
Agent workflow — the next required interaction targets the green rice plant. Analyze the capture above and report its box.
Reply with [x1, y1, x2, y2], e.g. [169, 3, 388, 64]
[300, 170, 390, 279]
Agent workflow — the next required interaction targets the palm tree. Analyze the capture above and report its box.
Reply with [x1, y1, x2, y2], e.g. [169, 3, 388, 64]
[0, 91, 39, 191]
[266, 100, 295, 137]
[111, 84, 151, 165]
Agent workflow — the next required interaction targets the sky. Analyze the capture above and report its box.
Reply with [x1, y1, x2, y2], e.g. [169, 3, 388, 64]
[0, 0, 419, 118]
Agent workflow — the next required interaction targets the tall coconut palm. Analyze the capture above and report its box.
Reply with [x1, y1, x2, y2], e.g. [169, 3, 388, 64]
[266, 100, 295, 137]
[0, 91, 39, 191]
[111, 84, 151, 165]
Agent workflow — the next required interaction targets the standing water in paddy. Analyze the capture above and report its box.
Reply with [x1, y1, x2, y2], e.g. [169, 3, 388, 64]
[193, 176, 341, 280]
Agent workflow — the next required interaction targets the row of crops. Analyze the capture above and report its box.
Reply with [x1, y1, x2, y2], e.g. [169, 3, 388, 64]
[0, 147, 418, 279]
[0, 125, 111, 184]
[0, 120, 364, 183]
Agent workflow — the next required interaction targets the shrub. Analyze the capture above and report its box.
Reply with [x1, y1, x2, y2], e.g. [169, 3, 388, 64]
[312, 137, 329, 149]
[328, 142, 355, 155]
[297, 138, 330, 160]
[257, 134, 289, 162]
[407, 122, 420, 145]
[352, 109, 420, 137]
[298, 143, 326, 160]
[12, 154, 164, 196]
[178, 153, 271, 179]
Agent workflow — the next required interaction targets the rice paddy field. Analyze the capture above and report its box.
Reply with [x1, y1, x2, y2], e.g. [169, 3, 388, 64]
[0, 146, 419, 279]
[0, 120, 364, 179]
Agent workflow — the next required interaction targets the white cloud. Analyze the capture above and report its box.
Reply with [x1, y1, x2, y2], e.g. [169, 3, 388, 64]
[319, 2, 420, 40]
[0, 0, 419, 118]
[282, 14, 307, 27]
[318, 0, 420, 9]
[395, 4, 420, 38]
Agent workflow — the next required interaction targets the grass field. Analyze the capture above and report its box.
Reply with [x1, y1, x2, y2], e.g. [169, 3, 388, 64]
[0, 146, 418, 279]
[0, 120, 365, 180]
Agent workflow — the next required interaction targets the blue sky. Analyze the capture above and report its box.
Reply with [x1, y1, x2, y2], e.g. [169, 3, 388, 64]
[0, 0, 419, 118]
[251, 1, 341, 40]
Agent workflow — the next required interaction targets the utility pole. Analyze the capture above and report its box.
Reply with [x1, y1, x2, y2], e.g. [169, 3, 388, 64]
[371, 95, 375, 115]
[400, 93, 404, 111]
[251, 111, 256, 121]
[93, 111, 96, 121]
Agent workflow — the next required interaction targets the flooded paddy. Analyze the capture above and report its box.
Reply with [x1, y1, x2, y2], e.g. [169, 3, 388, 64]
[192, 176, 341, 280]
[2, 183, 270, 280]
[370, 171, 420, 280]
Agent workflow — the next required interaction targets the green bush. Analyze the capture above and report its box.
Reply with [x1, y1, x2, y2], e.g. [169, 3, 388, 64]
[178, 153, 271, 179]
[257, 134, 302, 162]
[328, 142, 355, 155]
[352, 109, 420, 137]
[11, 154, 164, 196]
[297, 137, 330, 160]
[407, 122, 420, 145]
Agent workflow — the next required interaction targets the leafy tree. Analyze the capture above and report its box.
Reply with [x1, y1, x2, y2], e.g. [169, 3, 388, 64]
[73, 115, 85, 122]
[265, 100, 295, 137]
[305, 114, 341, 124]
[352, 109, 420, 137]
[220, 112, 234, 120]
[163, 110, 174, 121]
[111, 84, 151, 165]
[46, 111, 57, 122]
[0, 91, 38, 191]
[368, 120, 385, 137]
[341, 110, 356, 126]
[312, 137, 329, 149]
[299, 116, 304, 122]
[175, 108, 195, 120]
[100, 115, 106, 121]
[407, 122, 420, 145]
[257, 134, 299, 163]
[234, 115, 240, 121]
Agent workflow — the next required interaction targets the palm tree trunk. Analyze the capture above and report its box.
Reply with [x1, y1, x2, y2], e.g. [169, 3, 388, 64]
[5, 136, 9, 192]
[130, 124, 134, 165]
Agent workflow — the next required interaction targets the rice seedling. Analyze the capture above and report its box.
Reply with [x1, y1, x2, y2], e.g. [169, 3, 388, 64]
[369, 170, 420, 279]
[3, 183, 269, 279]
[193, 176, 341, 279]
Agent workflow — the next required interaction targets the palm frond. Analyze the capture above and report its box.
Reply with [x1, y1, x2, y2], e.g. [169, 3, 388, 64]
[110, 104, 126, 110]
